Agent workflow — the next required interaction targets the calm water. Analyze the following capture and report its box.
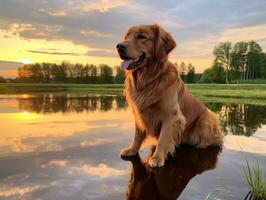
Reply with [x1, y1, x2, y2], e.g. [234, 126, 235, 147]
[0, 94, 265, 200]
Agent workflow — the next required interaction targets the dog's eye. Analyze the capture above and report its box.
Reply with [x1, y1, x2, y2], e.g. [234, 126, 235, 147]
[136, 34, 147, 40]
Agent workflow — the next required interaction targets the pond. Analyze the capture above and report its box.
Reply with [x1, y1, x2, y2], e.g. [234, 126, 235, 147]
[0, 93, 265, 200]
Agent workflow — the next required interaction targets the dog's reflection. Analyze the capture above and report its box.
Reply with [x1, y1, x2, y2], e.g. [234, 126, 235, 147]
[123, 145, 221, 200]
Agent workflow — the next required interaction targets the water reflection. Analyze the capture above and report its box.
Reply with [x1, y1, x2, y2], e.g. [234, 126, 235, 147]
[17, 94, 127, 114]
[124, 146, 221, 200]
[0, 94, 265, 199]
[15, 94, 266, 136]
[0, 94, 133, 156]
[205, 102, 266, 136]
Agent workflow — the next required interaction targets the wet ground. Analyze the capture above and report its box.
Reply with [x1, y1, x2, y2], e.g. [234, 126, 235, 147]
[0, 93, 265, 200]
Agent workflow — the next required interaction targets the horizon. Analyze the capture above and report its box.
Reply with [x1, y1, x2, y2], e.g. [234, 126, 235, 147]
[1, 0, 266, 77]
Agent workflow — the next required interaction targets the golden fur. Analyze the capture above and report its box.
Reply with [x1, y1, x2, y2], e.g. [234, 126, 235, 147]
[118, 24, 224, 167]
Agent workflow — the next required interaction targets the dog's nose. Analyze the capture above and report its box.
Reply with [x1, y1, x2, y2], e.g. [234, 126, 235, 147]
[116, 43, 127, 51]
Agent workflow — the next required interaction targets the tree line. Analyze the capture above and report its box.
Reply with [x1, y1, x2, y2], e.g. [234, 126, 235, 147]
[202, 40, 266, 83]
[16, 63, 125, 84]
[13, 61, 199, 84]
[0, 40, 265, 84]
[173, 62, 199, 83]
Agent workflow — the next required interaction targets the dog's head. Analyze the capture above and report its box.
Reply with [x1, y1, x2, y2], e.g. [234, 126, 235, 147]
[116, 24, 176, 71]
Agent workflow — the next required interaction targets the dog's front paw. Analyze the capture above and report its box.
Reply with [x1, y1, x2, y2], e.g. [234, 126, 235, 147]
[120, 147, 138, 157]
[148, 155, 165, 168]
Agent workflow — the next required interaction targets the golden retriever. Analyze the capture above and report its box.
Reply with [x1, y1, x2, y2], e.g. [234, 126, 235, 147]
[116, 24, 224, 167]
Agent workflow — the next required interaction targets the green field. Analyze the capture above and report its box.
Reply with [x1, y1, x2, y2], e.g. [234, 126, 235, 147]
[1, 83, 266, 104]
[0, 83, 124, 94]
[187, 84, 266, 99]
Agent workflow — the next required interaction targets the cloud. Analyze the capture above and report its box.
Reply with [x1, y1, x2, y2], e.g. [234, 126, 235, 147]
[71, 0, 129, 13]
[0, 60, 22, 70]
[79, 164, 126, 178]
[0, 185, 46, 198]
[86, 49, 116, 57]
[47, 10, 67, 17]
[27, 50, 82, 56]
[175, 23, 266, 60]
[0, 0, 266, 69]
[0, 61, 22, 78]
[45, 159, 126, 178]
[27, 48, 117, 57]
[224, 135, 266, 155]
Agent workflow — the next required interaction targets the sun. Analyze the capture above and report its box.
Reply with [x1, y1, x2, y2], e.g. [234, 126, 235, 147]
[14, 110, 40, 120]
[23, 111, 30, 116]
[19, 59, 32, 64]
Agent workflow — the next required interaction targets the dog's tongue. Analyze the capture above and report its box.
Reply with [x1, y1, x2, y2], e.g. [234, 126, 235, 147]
[121, 59, 134, 70]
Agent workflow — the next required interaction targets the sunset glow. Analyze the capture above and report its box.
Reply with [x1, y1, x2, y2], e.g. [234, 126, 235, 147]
[13, 111, 40, 121]
[0, 0, 266, 77]
[19, 59, 32, 65]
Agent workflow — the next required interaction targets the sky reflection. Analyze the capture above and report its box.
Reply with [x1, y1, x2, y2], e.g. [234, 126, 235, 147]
[0, 96, 133, 156]
[0, 94, 265, 200]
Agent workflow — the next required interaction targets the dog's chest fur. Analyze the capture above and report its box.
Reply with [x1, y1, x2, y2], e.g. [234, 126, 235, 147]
[125, 76, 179, 136]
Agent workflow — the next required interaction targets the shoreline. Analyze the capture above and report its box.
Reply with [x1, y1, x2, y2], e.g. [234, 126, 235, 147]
[1, 83, 266, 101]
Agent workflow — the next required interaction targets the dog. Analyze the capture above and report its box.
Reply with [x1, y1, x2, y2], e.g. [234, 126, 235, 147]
[123, 145, 221, 200]
[116, 24, 224, 167]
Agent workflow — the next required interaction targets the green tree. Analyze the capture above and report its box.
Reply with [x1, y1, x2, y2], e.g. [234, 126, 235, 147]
[90, 64, 98, 83]
[261, 53, 266, 78]
[230, 41, 248, 81]
[74, 63, 84, 83]
[213, 42, 232, 83]
[83, 64, 90, 83]
[246, 41, 263, 80]
[18, 64, 37, 83]
[114, 66, 125, 84]
[201, 63, 226, 83]
[51, 63, 67, 83]
[201, 68, 213, 83]
[212, 63, 226, 83]
[42, 63, 52, 83]
[99, 64, 113, 83]
[67, 63, 75, 82]
[0, 76, 5, 83]
[179, 62, 186, 81]
[186, 63, 196, 83]
[31, 63, 44, 83]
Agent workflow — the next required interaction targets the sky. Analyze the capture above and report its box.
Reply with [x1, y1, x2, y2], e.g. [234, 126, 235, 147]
[0, 0, 266, 77]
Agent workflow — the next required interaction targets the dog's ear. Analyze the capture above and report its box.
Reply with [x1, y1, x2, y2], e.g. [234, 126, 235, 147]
[152, 24, 176, 60]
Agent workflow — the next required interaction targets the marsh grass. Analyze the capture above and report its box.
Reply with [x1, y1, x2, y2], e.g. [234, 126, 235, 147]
[203, 192, 211, 200]
[243, 160, 266, 199]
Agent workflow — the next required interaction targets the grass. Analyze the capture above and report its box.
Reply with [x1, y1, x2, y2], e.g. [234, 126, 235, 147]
[243, 160, 266, 199]
[203, 192, 211, 200]
[230, 79, 266, 84]
[0, 83, 124, 94]
[1, 83, 266, 103]
[197, 96, 266, 106]
[190, 89, 266, 99]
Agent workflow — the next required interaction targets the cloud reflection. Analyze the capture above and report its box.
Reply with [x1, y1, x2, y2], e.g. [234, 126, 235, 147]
[0, 185, 46, 198]
[44, 160, 126, 178]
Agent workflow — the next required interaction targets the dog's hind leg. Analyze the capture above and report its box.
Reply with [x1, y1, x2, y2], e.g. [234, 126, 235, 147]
[192, 111, 224, 148]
